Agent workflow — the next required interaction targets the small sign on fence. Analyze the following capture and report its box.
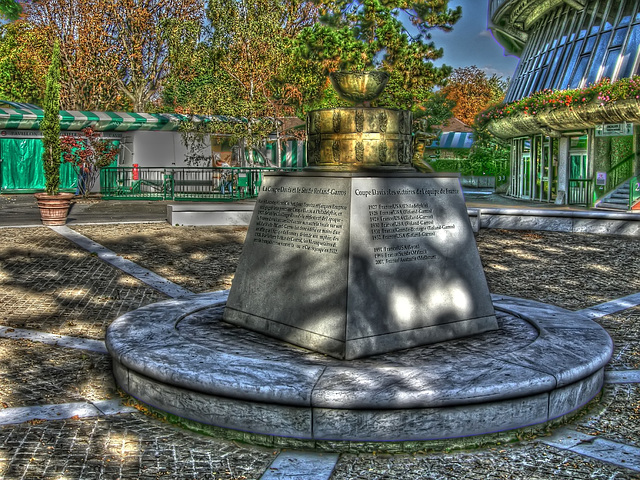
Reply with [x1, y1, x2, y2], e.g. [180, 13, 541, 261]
[596, 171, 607, 186]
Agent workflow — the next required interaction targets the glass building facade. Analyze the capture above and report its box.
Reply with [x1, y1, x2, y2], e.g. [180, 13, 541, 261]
[489, 0, 640, 205]
[505, 1, 640, 103]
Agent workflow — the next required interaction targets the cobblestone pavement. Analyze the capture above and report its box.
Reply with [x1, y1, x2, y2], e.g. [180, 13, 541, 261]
[0, 224, 639, 479]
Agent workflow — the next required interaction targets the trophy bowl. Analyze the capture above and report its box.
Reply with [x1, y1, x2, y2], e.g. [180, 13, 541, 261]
[329, 71, 390, 104]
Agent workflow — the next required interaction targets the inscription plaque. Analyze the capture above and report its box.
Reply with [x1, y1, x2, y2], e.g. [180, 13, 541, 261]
[224, 172, 498, 360]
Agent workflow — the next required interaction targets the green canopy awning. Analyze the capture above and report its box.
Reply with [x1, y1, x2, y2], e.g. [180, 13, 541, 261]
[0, 105, 225, 132]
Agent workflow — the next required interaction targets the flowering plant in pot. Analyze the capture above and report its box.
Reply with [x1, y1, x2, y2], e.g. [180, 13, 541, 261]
[61, 126, 119, 198]
[34, 40, 75, 226]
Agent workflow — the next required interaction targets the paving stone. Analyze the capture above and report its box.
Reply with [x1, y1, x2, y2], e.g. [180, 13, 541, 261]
[478, 229, 640, 310]
[331, 442, 640, 479]
[0, 413, 275, 479]
[0, 227, 168, 339]
[596, 307, 640, 371]
[1, 225, 639, 479]
[0, 338, 115, 408]
[576, 383, 640, 448]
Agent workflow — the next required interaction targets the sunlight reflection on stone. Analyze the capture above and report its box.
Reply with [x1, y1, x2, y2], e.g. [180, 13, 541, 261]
[107, 432, 139, 464]
[390, 288, 415, 324]
[427, 280, 473, 317]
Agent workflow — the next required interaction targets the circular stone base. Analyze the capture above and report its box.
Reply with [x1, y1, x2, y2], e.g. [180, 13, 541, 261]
[106, 292, 612, 445]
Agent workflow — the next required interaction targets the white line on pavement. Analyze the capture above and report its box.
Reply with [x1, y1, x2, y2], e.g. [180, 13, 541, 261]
[260, 451, 339, 480]
[576, 292, 640, 318]
[541, 428, 640, 473]
[49, 225, 194, 299]
[605, 370, 640, 384]
[0, 325, 107, 354]
[0, 400, 137, 425]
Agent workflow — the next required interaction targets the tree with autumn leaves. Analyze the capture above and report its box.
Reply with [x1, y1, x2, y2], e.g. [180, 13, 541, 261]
[0, 0, 203, 111]
[164, 0, 324, 165]
[1, 0, 493, 140]
[440, 66, 508, 126]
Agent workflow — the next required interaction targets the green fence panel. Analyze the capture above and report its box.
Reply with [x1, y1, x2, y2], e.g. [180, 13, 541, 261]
[0, 137, 98, 191]
[1, 138, 45, 190]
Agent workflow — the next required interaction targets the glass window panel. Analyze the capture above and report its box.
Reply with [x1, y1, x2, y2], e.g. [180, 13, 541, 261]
[612, 27, 628, 47]
[546, 45, 565, 89]
[619, 24, 640, 77]
[587, 31, 611, 84]
[590, 25, 600, 35]
[569, 56, 590, 88]
[619, 15, 632, 27]
[560, 35, 568, 45]
[595, 30, 612, 56]
[578, 29, 587, 39]
[523, 71, 540, 97]
[553, 44, 573, 89]
[535, 68, 548, 92]
[560, 39, 584, 88]
[583, 35, 597, 54]
[603, 48, 621, 79]
[603, 21, 613, 32]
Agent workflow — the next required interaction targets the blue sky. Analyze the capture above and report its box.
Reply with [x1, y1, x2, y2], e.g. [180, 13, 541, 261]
[428, 0, 520, 79]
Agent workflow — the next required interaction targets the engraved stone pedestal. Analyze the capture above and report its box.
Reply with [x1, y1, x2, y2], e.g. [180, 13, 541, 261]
[223, 171, 498, 360]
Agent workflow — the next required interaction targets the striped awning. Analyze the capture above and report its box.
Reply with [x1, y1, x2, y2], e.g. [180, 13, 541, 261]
[432, 132, 474, 149]
[0, 105, 228, 132]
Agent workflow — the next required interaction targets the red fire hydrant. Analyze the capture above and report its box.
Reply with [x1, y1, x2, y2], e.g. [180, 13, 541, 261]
[132, 164, 139, 181]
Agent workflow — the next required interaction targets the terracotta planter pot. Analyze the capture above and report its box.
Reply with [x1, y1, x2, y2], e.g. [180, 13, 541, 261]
[34, 192, 75, 226]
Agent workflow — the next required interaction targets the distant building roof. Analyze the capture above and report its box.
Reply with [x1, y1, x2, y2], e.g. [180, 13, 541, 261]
[0, 100, 41, 110]
[431, 131, 474, 149]
[432, 117, 473, 133]
[0, 103, 236, 132]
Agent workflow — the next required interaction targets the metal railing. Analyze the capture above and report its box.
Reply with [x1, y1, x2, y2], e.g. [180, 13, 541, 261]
[100, 166, 303, 201]
[629, 175, 640, 208]
[568, 178, 592, 206]
[606, 154, 634, 193]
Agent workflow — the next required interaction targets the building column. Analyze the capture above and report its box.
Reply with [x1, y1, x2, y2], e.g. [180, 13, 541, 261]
[555, 136, 570, 205]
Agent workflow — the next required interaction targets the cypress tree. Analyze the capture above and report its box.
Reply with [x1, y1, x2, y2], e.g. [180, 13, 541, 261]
[41, 40, 61, 195]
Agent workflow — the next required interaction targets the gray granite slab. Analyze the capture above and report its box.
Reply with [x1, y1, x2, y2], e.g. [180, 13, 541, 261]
[0, 324, 108, 354]
[126, 367, 313, 438]
[167, 203, 255, 226]
[106, 291, 612, 442]
[548, 369, 604, 420]
[0, 400, 135, 425]
[51, 225, 194, 298]
[311, 360, 556, 409]
[108, 292, 326, 406]
[312, 393, 550, 441]
[572, 218, 640, 236]
[224, 172, 497, 359]
[481, 214, 574, 232]
[577, 292, 640, 319]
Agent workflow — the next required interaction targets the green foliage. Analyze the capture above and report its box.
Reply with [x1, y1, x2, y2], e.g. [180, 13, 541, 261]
[41, 40, 61, 195]
[0, 0, 21, 21]
[430, 156, 509, 179]
[166, 0, 324, 163]
[296, 0, 461, 109]
[477, 76, 640, 127]
[0, 22, 52, 105]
